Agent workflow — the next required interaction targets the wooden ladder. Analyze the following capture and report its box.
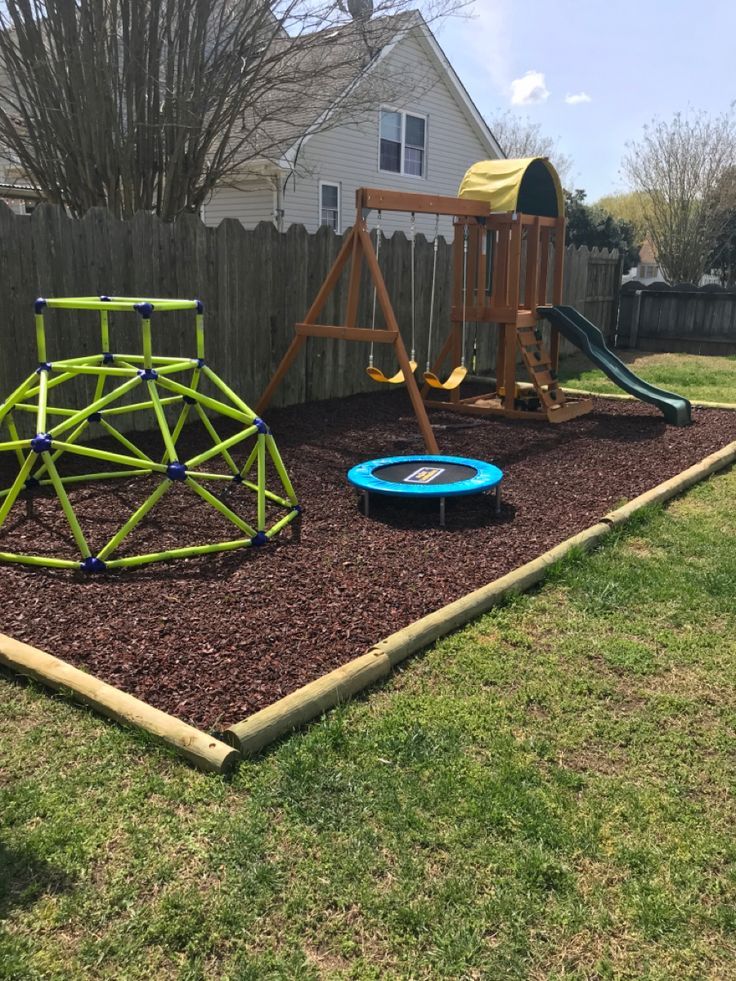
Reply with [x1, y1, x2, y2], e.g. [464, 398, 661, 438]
[517, 326, 566, 417]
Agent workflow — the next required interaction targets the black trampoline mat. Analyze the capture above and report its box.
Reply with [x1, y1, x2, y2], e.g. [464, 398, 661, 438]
[373, 462, 478, 486]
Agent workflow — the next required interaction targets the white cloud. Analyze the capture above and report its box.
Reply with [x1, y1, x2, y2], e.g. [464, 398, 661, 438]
[509, 70, 550, 106]
[565, 92, 592, 105]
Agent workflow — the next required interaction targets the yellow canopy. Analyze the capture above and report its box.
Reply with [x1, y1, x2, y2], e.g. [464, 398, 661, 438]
[458, 157, 564, 218]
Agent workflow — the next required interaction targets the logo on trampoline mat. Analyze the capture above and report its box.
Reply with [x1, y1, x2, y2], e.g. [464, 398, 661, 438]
[404, 466, 446, 484]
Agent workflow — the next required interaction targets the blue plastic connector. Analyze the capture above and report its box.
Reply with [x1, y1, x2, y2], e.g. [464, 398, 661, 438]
[250, 531, 268, 546]
[232, 473, 244, 484]
[196, 358, 206, 368]
[253, 417, 269, 434]
[36, 362, 51, 374]
[195, 299, 204, 314]
[80, 556, 107, 574]
[182, 394, 196, 405]
[24, 476, 40, 490]
[31, 433, 52, 454]
[137, 368, 158, 381]
[102, 351, 114, 364]
[134, 302, 154, 318]
[291, 503, 302, 514]
[89, 411, 102, 423]
[34, 297, 46, 314]
[100, 295, 111, 302]
[166, 461, 187, 482]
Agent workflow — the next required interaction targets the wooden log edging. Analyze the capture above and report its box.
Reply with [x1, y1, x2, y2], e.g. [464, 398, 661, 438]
[3, 437, 736, 770]
[0, 633, 240, 774]
[225, 437, 736, 756]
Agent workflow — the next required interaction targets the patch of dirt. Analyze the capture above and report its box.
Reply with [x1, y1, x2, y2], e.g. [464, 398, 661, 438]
[1, 390, 735, 730]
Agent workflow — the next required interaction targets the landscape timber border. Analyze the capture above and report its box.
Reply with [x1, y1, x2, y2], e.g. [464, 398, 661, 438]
[2, 428, 736, 771]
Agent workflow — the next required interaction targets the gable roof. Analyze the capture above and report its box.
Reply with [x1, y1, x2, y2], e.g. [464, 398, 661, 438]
[239, 11, 503, 170]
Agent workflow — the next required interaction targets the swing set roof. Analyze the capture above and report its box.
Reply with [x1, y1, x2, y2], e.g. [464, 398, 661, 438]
[458, 157, 564, 218]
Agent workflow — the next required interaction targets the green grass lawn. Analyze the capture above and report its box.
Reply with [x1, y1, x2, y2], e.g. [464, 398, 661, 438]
[558, 349, 736, 405]
[2, 355, 736, 979]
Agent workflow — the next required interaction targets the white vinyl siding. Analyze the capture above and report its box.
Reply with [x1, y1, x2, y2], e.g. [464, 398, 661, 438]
[280, 32, 496, 237]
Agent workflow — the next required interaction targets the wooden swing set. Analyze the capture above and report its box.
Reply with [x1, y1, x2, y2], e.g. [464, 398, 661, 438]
[257, 158, 593, 454]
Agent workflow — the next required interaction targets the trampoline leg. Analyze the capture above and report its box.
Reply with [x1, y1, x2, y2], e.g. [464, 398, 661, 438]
[494, 485, 502, 515]
[363, 491, 370, 518]
[440, 496, 446, 527]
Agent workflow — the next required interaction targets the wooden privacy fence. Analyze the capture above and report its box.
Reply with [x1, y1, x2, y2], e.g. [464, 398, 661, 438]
[617, 281, 736, 354]
[0, 203, 620, 433]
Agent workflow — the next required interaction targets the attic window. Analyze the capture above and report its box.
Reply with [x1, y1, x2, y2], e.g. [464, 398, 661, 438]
[379, 109, 426, 178]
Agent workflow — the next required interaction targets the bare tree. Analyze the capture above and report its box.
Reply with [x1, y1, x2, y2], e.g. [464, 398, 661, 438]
[0, 0, 454, 220]
[623, 110, 736, 284]
[490, 110, 573, 185]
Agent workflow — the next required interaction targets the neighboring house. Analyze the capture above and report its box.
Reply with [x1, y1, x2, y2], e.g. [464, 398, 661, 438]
[623, 237, 722, 286]
[620, 238, 663, 285]
[202, 13, 503, 238]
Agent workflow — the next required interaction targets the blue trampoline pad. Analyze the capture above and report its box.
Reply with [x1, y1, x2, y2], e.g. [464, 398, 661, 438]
[347, 455, 503, 498]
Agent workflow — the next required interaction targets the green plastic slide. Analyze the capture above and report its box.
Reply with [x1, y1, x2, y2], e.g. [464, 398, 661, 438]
[539, 305, 691, 426]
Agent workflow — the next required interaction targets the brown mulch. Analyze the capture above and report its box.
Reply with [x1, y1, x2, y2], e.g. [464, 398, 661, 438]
[1, 390, 735, 731]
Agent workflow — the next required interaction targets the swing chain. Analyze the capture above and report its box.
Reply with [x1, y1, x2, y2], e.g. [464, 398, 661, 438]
[369, 209, 382, 368]
[425, 213, 440, 372]
[410, 212, 416, 363]
[461, 222, 469, 369]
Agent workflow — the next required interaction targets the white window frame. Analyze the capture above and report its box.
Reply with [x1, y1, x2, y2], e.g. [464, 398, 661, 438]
[318, 180, 341, 233]
[378, 107, 428, 180]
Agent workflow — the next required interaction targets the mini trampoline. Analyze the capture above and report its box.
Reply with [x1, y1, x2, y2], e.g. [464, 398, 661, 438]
[347, 455, 503, 527]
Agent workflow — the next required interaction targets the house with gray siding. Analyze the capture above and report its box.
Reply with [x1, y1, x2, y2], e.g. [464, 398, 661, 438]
[202, 13, 502, 238]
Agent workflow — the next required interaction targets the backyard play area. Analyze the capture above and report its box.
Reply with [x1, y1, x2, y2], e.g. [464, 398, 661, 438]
[2, 159, 733, 754]
[1, 151, 736, 967]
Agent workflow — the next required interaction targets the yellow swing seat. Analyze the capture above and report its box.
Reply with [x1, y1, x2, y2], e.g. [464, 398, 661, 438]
[366, 360, 417, 384]
[423, 365, 468, 391]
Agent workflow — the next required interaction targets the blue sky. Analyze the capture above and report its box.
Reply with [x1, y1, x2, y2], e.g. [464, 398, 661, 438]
[434, 0, 736, 201]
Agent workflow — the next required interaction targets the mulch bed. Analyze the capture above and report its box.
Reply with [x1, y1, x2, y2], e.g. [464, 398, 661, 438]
[1, 390, 735, 731]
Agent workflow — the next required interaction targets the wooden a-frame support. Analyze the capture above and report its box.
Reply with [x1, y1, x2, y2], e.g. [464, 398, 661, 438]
[256, 216, 440, 454]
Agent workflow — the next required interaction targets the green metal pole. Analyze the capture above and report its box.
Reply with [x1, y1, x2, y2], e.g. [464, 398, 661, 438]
[3, 414, 26, 466]
[148, 381, 178, 461]
[155, 376, 251, 425]
[33, 419, 89, 481]
[44, 453, 91, 558]
[201, 365, 256, 421]
[185, 477, 257, 536]
[0, 552, 82, 570]
[36, 369, 48, 434]
[99, 419, 154, 462]
[97, 478, 171, 560]
[50, 375, 142, 438]
[266, 435, 299, 504]
[185, 425, 257, 469]
[0, 452, 36, 530]
[196, 312, 205, 360]
[194, 402, 239, 474]
[51, 439, 168, 473]
[0, 373, 38, 426]
[35, 312, 47, 362]
[257, 433, 266, 532]
[104, 538, 253, 569]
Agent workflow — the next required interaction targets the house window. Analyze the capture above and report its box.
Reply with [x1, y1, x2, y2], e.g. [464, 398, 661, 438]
[379, 109, 426, 178]
[320, 182, 340, 232]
